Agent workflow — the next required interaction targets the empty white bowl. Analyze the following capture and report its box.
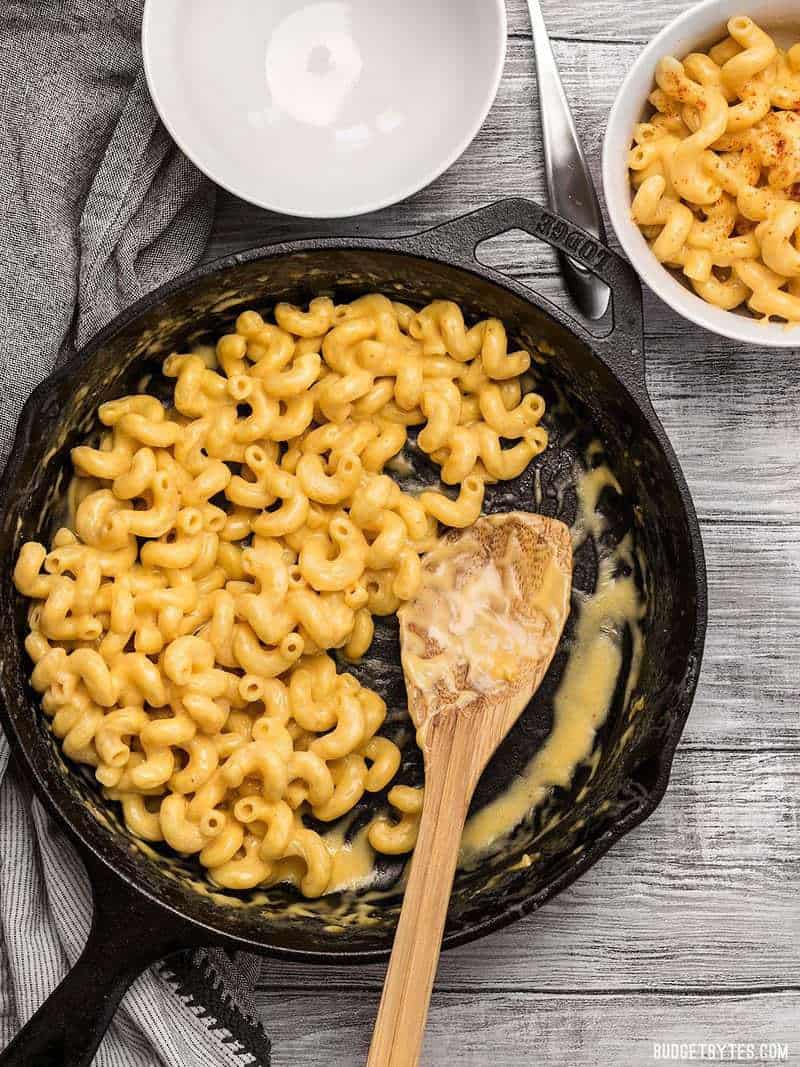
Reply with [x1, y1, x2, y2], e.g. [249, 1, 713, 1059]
[602, 0, 800, 347]
[142, 0, 507, 219]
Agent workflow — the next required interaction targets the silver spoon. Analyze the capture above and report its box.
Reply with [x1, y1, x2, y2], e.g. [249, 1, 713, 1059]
[526, 0, 610, 319]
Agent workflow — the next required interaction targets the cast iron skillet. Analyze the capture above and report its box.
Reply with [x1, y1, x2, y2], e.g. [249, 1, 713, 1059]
[0, 199, 706, 1066]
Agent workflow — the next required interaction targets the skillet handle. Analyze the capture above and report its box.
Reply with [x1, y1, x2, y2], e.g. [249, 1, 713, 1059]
[0, 853, 206, 1067]
[402, 197, 646, 398]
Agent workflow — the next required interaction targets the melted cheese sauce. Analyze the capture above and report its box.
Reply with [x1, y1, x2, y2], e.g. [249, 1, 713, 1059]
[399, 516, 572, 752]
[327, 824, 378, 894]
[401, 548, 532, 705]
[461, 451, 645, 860]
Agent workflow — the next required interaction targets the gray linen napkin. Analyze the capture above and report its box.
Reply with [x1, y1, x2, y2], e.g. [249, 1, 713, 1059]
[0, 3, 270, 1064]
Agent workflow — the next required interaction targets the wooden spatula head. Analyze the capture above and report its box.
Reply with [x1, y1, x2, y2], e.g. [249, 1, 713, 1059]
[399, 511, 573, 763]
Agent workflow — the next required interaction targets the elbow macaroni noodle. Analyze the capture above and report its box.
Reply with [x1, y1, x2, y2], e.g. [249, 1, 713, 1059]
[15, 293, 548, 898]
[628, 15, 800, 323]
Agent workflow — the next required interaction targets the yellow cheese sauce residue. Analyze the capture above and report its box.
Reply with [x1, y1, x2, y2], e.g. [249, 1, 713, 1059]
[460, 449, 645, 862]
[400, 535, 546, 710]
[398, 511, 572, 750]
[327, 823, 380, 894]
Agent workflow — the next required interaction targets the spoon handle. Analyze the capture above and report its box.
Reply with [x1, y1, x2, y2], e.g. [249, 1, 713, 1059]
[526, 0, 610, 319]
[366, 722, 475, 1067]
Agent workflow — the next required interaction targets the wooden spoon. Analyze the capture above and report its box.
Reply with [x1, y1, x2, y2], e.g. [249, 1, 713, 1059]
[367, 511, 573, 1067]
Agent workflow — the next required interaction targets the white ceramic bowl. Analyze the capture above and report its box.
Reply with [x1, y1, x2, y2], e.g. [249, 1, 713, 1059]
[602, 0, 800, 347]
[142, 0, 506, 219]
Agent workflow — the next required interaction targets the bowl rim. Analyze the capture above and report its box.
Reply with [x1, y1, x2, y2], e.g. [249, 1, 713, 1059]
[0, 221, 708, 962]
[141, 0, 508, 220]
[601, 0, 800, 348]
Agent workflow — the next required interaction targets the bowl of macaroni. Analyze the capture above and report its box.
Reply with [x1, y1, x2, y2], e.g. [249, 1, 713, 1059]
[142, 0, 507, 219]
[602, 0, 800, 346]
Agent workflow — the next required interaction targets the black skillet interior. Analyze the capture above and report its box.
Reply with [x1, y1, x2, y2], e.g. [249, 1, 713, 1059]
[0, 200, 706, 962]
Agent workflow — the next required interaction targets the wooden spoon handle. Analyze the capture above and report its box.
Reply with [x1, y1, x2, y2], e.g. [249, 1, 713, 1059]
[367, 722, 475, 1067]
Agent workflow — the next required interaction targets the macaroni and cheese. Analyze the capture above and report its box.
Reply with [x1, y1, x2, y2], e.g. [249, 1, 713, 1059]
[628, 15, 800, 323]
[14, 294, 548, 898]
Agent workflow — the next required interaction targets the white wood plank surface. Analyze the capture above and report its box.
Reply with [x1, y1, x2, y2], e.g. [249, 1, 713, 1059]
[205, 0, 800, 1062]
[255, 991, 798, 1067]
